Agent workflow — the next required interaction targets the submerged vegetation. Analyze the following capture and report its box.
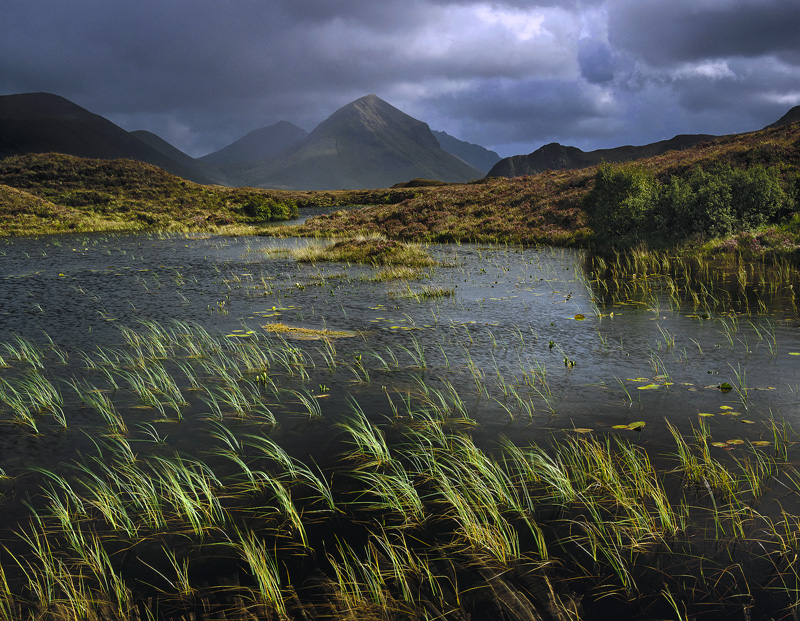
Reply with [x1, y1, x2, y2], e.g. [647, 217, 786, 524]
[0, 229, 800, 618]
[1, 304, 800, 619]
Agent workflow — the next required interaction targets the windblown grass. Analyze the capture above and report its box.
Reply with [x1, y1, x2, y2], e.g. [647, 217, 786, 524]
[289, 235, 437, 267]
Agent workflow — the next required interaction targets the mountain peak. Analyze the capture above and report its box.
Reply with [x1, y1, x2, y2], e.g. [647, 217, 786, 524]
[200, 121, 308, 165]
[236, 95, 481, 190]
[766, 105, 800, 129]
[0, 92, 98, 121]
[0, 92, 220, 184]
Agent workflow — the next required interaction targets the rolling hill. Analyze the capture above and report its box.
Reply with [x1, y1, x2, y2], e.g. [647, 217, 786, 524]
[487, 134, 717, 178]
[0, 92, 219, 185]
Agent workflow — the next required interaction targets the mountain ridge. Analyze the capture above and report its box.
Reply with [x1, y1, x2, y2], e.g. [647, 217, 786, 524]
[432, 130, 501, 173]
[0, 92, 219, 184]
[200, 121, 309, 166]
[234, 94, 483, 190]
[3, 91, 799, 190]
[487, 134, 718, 178]
[130, 130, 230, 186]
[766, 105, 800, 129]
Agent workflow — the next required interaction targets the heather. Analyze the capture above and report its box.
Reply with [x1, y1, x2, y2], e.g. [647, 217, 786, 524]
[300, 122, 800, 254]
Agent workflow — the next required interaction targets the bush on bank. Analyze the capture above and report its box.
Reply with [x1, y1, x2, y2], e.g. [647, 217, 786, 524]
[584, 162, 795, 248]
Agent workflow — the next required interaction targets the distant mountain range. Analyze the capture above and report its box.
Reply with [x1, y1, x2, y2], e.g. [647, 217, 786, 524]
[0, 93, 223, 185]
[226, 95, 482, 190]
[1, 91, 798, 190]
[486, 134, 718, 178]
[0, 92, 490, 189]
[486, 105, 800, 179]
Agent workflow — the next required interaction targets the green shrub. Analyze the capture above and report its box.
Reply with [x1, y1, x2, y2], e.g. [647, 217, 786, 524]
[683, 167, 735, 238]
[587, 162, 792, 246]
[243, 195, 299, 221]
[728, 165, 787, 228]
[584, 163, 659, 245]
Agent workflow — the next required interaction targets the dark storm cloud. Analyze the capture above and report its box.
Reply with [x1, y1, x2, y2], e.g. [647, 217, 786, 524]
[1, 0, 799, 158]
[578, 39, 615, 84]
[602, 0, 800, 140]
[417, 78, 624, 154]
[608, 0, 800, 66]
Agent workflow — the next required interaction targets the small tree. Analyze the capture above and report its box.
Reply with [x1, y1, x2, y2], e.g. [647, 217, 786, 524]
[728, 164, 787, 229]
[584, 163, 659, 245]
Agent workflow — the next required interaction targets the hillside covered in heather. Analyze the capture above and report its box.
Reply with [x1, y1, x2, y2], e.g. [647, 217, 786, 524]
[299, 121, 800, 250]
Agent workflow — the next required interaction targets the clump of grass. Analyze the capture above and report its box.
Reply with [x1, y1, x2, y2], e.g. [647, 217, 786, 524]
[416, 285, 454, 299]
[371, 266, 426, 281]
[262, 322, 356, 340]
[291, 235, 437, 267]
[391, 284, 455, 301]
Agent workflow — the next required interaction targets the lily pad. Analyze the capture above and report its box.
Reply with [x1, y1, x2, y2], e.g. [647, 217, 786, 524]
[613, 421, 646, 431]
[637, 383, 660, 390]
[574, 314, 586, 321]
[719, 383, 733, 392]
[571, 428, 593, 434]
[698, 412, 715, 417]
[751, 440, 772, 447]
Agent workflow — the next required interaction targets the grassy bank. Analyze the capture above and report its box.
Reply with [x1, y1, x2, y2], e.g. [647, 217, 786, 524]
[2, 123, 799, 254]
[0, 154, 306, 236]
[0, 153, 445, 237]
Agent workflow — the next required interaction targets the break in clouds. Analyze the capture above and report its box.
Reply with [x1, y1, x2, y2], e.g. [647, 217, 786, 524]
[1, 0, 799, 157]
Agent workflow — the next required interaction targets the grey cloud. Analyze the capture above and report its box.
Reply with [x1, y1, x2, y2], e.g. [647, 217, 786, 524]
[608, 0, 800, 67]
[418, 79, 623, 153]
[578, 38, 615, 83]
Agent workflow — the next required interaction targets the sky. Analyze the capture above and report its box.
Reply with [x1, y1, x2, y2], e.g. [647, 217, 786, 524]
[2, 0, 799, 159]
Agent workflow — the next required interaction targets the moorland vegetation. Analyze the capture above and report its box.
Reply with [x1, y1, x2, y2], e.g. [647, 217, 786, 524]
[300, 121, 800, 256]
[2, 122, 800, 258]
